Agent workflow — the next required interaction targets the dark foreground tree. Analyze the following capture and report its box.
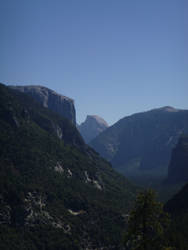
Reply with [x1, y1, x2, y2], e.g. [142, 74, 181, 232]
[124, 189, 172, 250]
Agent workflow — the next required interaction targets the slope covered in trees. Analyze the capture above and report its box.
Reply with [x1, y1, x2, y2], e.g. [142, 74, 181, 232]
[0, 83, 137, 249]
[164, 183, 188, 250]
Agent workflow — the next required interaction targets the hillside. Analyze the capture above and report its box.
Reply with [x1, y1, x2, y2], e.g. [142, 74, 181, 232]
[90, 107, 188, 181]
[0, 83, 137, 250]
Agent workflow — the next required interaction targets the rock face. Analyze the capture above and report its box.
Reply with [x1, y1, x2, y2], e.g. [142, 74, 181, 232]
[78, 115, 108, 143]
[90, 107, 188, 179]
[9, 85, 76, 125]
[167, 135, 188, 184]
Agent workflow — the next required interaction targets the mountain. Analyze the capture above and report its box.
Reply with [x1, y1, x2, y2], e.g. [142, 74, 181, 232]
[78, 115, 108, 143]
[0, 83, 137, 250]
[166, 135, 188, 184]
[90, 107, 188, 180]
[9, 85, 76, 125]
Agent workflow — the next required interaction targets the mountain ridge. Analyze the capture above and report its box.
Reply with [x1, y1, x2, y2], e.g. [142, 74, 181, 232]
[90, 106, 188, 181]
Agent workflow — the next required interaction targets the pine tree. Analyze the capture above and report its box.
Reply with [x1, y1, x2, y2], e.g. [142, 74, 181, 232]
[124, 189, 171, 250]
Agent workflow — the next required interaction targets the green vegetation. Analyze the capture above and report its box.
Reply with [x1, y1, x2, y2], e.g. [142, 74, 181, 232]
[124, 186, 188, 250]
[124, 190, 172, 250]
[165, 182, 188, 250]
[0, 83, 137, 249]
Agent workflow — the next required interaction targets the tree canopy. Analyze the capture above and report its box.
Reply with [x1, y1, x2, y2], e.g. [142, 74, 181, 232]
[124, 189, 172, 250]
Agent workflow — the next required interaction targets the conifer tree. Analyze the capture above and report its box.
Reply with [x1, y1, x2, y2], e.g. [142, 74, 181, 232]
[124, 189, 171, 250]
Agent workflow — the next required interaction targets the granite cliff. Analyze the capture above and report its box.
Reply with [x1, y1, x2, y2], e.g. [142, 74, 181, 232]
[166, 135, 188, 184]
[9, 85, 76, 125]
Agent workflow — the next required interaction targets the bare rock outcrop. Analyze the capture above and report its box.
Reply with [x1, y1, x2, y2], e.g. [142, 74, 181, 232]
[10, 85, 76, 125]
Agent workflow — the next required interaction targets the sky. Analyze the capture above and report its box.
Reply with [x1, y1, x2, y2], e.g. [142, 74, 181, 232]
[1, 0, 188, 125]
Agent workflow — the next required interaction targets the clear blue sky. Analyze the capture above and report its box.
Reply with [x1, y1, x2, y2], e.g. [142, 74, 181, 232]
[1, 0, 187, 125]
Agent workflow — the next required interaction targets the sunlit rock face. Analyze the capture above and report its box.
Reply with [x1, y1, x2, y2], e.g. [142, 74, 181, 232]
[78, 115, 109, 143]
[167, 135, 188, 184]
[9, 85, 76, 125]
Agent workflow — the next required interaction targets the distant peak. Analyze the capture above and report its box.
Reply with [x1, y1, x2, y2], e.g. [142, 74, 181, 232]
[160, 106, 178, 112]
[152, 106, 179, 113]
[78, 115, 108, 143]
[86, 115, 109, 127]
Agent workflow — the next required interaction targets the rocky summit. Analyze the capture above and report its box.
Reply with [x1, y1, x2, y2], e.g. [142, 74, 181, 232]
[78, 115, 108, 143]
[9, 85, 76, 125]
